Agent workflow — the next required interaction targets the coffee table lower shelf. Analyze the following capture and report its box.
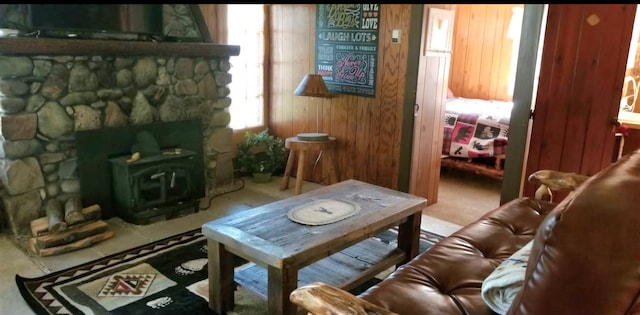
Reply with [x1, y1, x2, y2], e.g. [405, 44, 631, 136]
[235, 237, 406, 299]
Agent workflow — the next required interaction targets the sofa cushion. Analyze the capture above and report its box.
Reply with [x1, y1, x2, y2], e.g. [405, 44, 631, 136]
[358, 197, 556, 315]
[507, 150, 640, 315]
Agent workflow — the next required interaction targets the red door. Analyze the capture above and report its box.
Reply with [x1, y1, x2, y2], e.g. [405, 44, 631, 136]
[523, 4, 636, 199]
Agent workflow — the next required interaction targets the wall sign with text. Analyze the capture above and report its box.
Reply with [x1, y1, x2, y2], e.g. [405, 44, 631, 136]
[315, 4, 380, 98]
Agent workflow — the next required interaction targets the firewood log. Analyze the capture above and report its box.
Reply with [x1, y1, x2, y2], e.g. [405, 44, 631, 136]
[31, 204, 101, 237]
[31, 230, 115, 257]
[34, 220, 109, 249]
[44, 199, 66, 233]
[64, 196, 85, 225]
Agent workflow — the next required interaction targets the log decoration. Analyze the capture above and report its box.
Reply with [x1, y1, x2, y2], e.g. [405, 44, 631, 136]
[30, 231, 115, 257]
[28, 204, 114, 257]
[64, 196, 86, 225]
[31, 204, 101, 237]
[44, 199, 66, 233]
[34, 220, 109, 249]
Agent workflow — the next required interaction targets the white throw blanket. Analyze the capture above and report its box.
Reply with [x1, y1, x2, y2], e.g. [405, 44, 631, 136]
[481, 240, 533, 315]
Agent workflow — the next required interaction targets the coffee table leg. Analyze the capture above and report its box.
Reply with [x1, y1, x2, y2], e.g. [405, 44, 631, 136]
[397, 211, 422, 266]
[267, 265, 299, 315]
[208, 239, 235, 313]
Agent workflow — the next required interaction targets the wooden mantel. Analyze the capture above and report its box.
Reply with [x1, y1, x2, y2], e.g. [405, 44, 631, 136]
[0, 37, 240, 57]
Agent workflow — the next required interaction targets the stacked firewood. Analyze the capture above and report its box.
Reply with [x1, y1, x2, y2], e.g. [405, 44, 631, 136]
[29, 197, 114, 256]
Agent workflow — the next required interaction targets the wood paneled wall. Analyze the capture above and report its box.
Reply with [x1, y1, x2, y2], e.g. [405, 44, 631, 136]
[449, 4, 523, 101]
[203, 4, 634, 201]
[269, 4, 414, 190]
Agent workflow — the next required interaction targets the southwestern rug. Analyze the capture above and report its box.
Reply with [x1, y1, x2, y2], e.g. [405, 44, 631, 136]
[16, 227, 443, 315]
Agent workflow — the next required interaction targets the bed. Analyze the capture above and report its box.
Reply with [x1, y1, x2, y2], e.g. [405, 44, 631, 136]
[440, 96, 513, 179]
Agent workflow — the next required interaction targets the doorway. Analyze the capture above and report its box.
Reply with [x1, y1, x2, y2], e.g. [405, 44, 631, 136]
[405, 4, 636, 212]
[616, 5, 640, 159]
[409, 4, 532, 225]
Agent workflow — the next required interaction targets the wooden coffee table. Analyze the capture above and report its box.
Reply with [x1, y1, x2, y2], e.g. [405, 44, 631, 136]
[202, 179, 427, 315]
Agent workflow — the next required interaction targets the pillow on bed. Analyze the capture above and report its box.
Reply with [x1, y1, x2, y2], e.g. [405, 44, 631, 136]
[447, 88, 455, 98]
[481, 240, 533, 314]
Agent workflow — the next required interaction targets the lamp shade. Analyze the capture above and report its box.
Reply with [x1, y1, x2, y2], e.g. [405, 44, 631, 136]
[294, 74, 332, 97]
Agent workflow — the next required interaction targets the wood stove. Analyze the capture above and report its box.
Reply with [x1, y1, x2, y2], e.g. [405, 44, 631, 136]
[75, 120, 206, 222]
[109, 149, 199, 225]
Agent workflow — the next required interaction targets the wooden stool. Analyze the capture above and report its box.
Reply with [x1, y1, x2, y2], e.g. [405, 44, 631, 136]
[280, 137, 337, 194]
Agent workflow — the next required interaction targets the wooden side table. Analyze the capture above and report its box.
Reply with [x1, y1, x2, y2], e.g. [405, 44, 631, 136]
[280, 137, 338, 194]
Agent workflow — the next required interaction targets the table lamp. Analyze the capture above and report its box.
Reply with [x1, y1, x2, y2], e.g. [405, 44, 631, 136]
[294, 74, 332, 141]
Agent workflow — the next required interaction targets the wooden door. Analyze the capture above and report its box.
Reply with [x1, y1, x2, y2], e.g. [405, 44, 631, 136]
[409, 6, 454, 205]
[523, 4, 636, 199]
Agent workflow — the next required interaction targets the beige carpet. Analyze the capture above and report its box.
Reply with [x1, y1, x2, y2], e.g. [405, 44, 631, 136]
[424, 169, 502, 226]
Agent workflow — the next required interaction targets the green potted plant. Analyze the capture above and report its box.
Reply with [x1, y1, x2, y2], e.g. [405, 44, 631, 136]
[236, 129, 286, 183]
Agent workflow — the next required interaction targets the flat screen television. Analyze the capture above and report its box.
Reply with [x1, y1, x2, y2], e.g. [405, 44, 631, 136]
[28, 4, 163, 39]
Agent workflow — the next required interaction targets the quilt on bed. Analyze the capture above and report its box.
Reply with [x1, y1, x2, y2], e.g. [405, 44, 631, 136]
[442, 97, 513, 159]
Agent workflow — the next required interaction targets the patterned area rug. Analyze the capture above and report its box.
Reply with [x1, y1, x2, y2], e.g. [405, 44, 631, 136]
[16, 227, 443, 315]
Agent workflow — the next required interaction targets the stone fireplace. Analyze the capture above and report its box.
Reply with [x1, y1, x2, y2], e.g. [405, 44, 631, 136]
[0, 37, 240, 237]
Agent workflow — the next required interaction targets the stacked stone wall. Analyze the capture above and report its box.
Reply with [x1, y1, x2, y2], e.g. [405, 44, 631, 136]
[0, 54, 234, 237]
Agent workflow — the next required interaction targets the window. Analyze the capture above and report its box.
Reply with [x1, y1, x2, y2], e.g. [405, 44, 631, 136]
[226, 4, 266, 130]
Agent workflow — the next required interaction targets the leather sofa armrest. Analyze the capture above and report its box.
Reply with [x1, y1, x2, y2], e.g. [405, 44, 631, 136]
[528, 170, 590, 201]
[290, 282, 397, 315]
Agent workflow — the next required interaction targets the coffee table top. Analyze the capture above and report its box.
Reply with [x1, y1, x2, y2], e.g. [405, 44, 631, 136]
[202, 179, 426, 268]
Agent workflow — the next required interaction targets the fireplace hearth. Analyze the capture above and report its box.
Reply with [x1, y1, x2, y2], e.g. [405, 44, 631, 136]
[0, 37, 240, 237]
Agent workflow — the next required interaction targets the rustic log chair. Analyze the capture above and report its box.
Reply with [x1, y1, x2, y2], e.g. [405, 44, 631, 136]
[289, 169, 593, 315]
[527, 169, 589, 202]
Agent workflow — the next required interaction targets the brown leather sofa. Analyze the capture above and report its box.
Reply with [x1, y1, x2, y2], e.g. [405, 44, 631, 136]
[290, 150, 640, 315]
